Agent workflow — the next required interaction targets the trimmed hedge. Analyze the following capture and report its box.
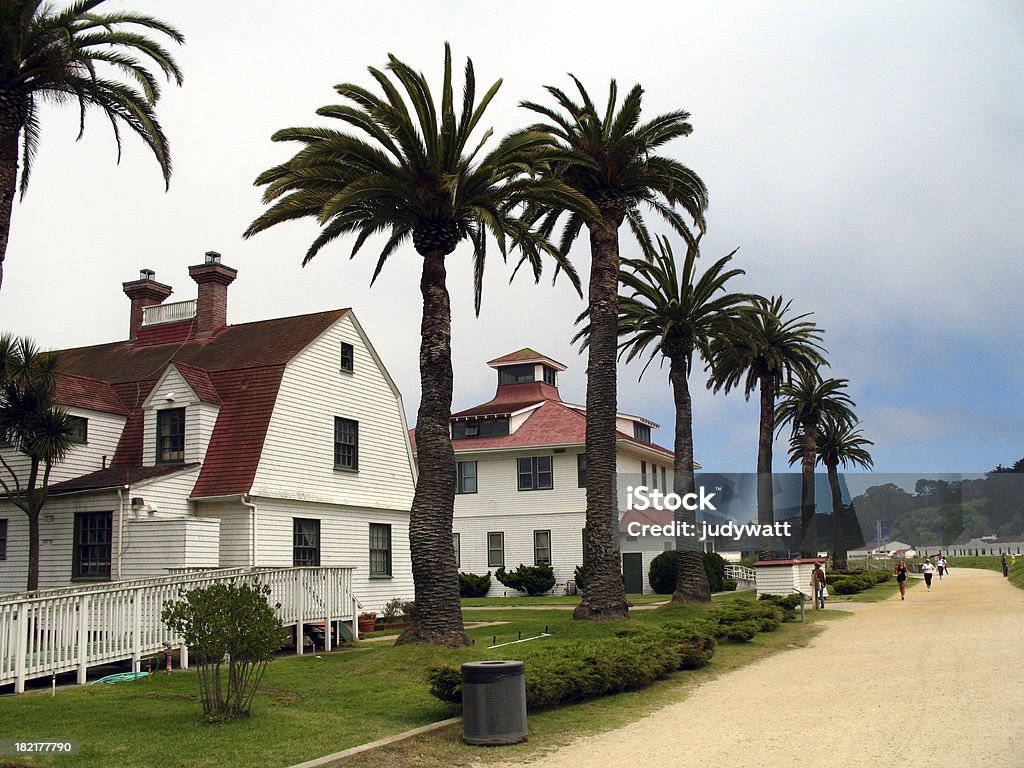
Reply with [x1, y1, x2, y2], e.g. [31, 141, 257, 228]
[496, 564, 556, 596]
[427, 620, 718, 711]
[648, 550, 729, 594]
[458, 571, 491, 598]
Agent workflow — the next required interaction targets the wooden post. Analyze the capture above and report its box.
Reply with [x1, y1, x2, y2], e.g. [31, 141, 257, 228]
[350, 595, 358, 641]
[294, 570, 305, 656]
[14, 606, 28, 694]
[77, 596, 89, 685]
[132, 593, 142, 672]
[323, 571, 333, 653]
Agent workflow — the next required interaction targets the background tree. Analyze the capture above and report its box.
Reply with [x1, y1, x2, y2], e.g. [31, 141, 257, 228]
[777, 374, 856, 557]
[0, 0, 184, 292]
[613, 238, 750, 601]
[0, 335, 74, 590]
[245, 45, 591, 646]
[708, 296, 827, 559]
[521, 78, 708, 620]
[792, 417, 873, 570]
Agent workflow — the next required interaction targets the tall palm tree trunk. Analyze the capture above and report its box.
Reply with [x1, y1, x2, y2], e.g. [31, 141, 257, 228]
[756, 373, 777, 560]
[27, 506, 40, 591]
[827, 462, 848, 570]
[799, 426, 817, 558]
[670, 355, 710, 602]
[574, 216, 629, 621]
[396, 252, 470, 647]
[0, 88, 24, 294]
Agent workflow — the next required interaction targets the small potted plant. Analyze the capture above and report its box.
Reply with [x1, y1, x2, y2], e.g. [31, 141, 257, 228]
[357, 611, 377, 637]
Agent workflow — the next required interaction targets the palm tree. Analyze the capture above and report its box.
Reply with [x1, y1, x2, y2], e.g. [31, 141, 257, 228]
[776, 374, 857, 557]
[520, 78, 708, 620]
[0, 0, 184, 293]
[708, 296, 827, 559]
[613, 237, 751, 602]
[813, 418, 873, 570]
[244, 45, 593, 647]
[0, 335, 75, 590]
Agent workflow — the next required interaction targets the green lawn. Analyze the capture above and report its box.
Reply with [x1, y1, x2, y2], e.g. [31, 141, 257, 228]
[459, 592, 670, 607]
[0, 593, 778, 768]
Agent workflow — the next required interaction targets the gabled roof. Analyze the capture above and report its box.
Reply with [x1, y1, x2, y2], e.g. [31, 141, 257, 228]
[619, 507, 708, 533]
[173, 362, 223, 405]
[54, 373, 129, 416]
[54, 309, 348, 498]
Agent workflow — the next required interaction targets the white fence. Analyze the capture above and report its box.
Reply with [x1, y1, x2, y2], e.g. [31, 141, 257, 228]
[724, 564, 756, 583]
[0, 567, 356, 693]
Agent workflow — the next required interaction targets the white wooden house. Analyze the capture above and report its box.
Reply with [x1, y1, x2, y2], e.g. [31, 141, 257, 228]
[0, 255, 415, 612]
[412, 348, 681, 597]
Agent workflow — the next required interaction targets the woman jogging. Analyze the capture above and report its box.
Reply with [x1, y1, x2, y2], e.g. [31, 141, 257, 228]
[895, 559, 909, 600]
[921, 559, 935, 591]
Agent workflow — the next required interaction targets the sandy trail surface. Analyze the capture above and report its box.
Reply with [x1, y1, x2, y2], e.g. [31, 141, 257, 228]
[491, 568, 1024, 768]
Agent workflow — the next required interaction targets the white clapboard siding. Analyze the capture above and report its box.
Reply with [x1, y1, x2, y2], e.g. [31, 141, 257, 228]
[196, 499, 253, 568]
[620, 536, 675, 594]
[121, 518, 220, 578]
[454, 510, 585, 598]
[0, 490, 121, 593]
[0, 409, 125, 487]
[131, 466, 201, 519]
[251, 313, 415, 511]
[454, 451, 587, 518]
[251, 498, 413, 614]
[141, 366, 219, 467]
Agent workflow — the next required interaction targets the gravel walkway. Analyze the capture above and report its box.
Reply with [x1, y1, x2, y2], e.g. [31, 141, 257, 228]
[492, 568, 1024, 767]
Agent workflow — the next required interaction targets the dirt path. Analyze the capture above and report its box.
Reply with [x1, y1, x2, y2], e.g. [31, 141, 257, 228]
[492, 569, 1024, 767]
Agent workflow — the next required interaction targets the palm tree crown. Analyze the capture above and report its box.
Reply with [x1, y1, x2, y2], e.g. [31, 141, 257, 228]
[813, 418, 874, 471]
[0, 0, 184, 291]
[776, 374, 857, 440]
[244, 44, 591, 313]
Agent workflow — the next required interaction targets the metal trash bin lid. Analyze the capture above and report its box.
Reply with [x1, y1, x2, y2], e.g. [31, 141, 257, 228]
[461, 660, 525, 685]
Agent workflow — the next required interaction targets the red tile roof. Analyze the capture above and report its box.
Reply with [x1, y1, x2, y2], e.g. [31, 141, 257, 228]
[452, 381, 562, 418]
[50, 463, 201, 494]
[173, 361, 222, 405]
[54, 309, 348, 498]
[54, 373, 129, 416]
[619, 507, 709, 533]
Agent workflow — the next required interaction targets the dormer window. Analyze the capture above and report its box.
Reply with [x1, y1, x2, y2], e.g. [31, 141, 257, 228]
[157, 408, 186, 463]
[543, 366, 556, 386]
[633, 422, 651, 443]
[68, 416, 89, 444]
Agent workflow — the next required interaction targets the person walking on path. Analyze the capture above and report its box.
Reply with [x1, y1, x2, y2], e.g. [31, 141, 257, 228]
[1002, 553, 1009, 577]
[937, 556, 947, 578]
[922, 559, 935, 591]
[895, 559, 909, 600]
[811, 562, 827, 609]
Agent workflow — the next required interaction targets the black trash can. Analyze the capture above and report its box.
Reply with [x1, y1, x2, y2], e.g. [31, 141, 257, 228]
[461, 660, 528, 745]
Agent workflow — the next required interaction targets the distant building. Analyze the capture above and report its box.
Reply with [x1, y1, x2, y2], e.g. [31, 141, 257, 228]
[412, 348, 681, 596]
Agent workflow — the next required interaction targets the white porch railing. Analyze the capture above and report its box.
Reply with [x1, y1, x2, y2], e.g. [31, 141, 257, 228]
[0, 567, 257, 604]
[142, 299, 196, 326]
[725, 564, 756, 583]
[0, 567, 356, 693]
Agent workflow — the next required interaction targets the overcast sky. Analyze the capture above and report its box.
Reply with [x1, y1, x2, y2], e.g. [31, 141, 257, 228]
[1, 1, 1021, 475]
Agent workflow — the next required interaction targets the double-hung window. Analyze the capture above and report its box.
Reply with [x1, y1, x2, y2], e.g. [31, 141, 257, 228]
[157, 408, 185, 464]
[369, 523, 392, 577]
[73, 512, 112, 579]
[577, 453, 586, 488]
[456, 460, 477, 494]
[487, 532, 504, 568]
[340, 342, 354, 373]
[334, 417, 359, 470]
[293, 518, 321, 566]
[517, 456, 553, 491]
[68, 416, 88, 444]
[534, 530, 551, 566]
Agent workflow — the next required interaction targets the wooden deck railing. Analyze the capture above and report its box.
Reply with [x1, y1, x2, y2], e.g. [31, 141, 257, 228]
[0, 567, 356, 693]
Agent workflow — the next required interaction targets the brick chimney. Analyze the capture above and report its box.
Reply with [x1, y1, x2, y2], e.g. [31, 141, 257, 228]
[189, 251, 237, 337]
[122, 269, 173, 341]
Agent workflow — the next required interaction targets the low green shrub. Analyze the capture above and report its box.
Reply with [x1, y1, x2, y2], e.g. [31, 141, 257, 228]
[722, 579, 738, 591]
[573, 564, 586, 590]
[648, 550, 727, 594]
[703, 551, 727, 592]
[458, 571, 491, 598]
[724, 620, 758, 643]
[758, 593, 800, 621]
[495, 564, 556, 596]
[426, 621, 720, 710]
[831, 578, 862, 595]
